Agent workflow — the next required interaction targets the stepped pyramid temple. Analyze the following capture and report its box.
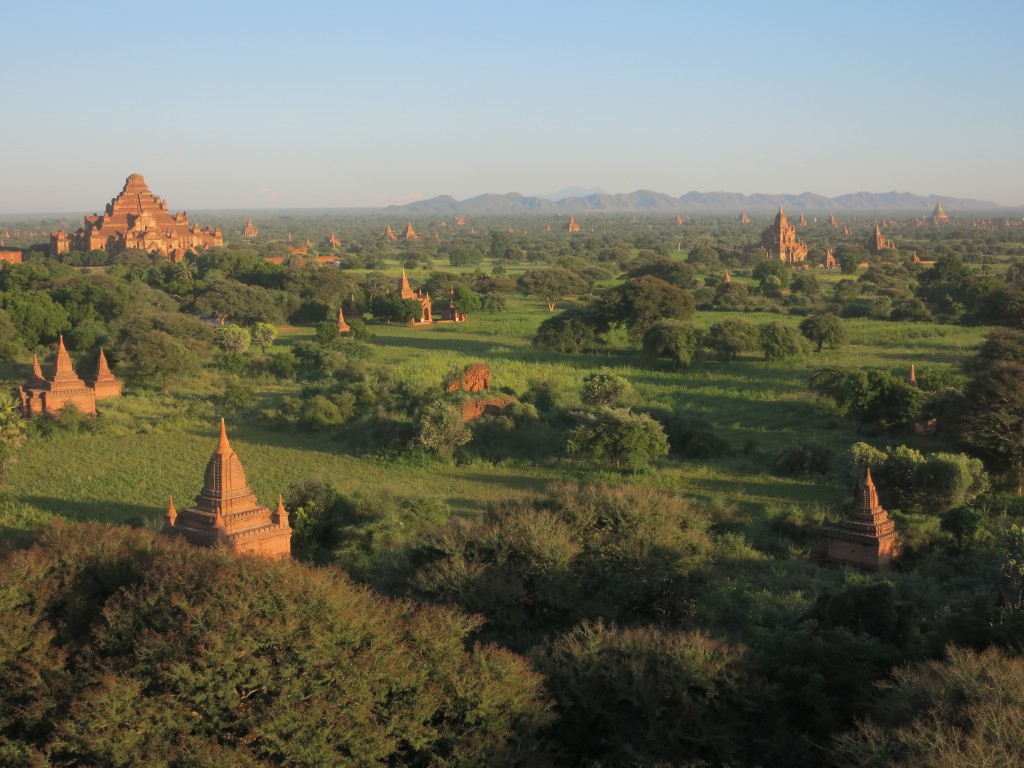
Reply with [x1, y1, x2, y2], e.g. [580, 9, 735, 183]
[398, 269, 432, 322]
[402, 222, 421, 241]
[819, 469, 899, 571]
[49, 173, 223, 262]
[932, 199, 949, 224]
[242, 217, 258, 238]
[760, 207, 808, 263]
[162, 419, 292, 558]
[384, 224, 398, 241]
[18, 338, 121, 417]
[567, 215, 581, 233]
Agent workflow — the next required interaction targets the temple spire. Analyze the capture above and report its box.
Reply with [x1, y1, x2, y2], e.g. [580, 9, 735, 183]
[166, 496, 177, 525]
[909, 364, 918, 387]
[56, 334, 73, 374]
[217, 417, 231, 454]
[275, 494, 289, 526]
[97, 348, 111, 376]
[31, 354, 43, 380]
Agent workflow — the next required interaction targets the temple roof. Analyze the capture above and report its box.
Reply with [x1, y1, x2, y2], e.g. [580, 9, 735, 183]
[194, 419, 261, 515]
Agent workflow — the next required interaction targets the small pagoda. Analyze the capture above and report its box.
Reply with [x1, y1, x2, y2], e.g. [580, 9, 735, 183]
[162, 419, 291, 558]
[18, 337, 121, 417]
[242, 217, 259, 238]
[401, 222, 421, 241]
[819, 469, 899, 571]
[337, 306, 351, 333]
[384, 224, 398, 241]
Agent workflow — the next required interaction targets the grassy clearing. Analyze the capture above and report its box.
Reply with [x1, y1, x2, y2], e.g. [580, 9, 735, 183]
[0, 298, 991, 541]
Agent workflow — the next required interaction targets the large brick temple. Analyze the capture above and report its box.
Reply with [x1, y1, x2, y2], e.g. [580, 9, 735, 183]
[49, 173, 223, 261]
[760, 206, 808, 263]
[162, 419, 292, 559]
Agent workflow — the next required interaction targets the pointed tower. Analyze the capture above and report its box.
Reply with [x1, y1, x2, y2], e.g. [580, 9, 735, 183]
[760, 207, 808, 263]
[384, 223, 397, 241]
[161, 419, 291, 558]
[819, 469, 899, 571]
[286, 231, 294, 244]
[932, 200, 949, 224]
[739, 211, 750, 224]
[326, 231, 341, 248]
[398, 268, 415, 299]
[402, 221, 420, 241]
[723, 269, 731, 284]
[242, 217, 258, 238]
[20, 336, 97, 416]
[567, 215, 580, 233]
[337, 306, 351, 333]
[90, 348, 122, 400]
[164, 496, 177, 528]
[908, 364, 918, 388]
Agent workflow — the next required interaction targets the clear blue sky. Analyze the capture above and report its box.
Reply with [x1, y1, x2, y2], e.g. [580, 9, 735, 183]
[3, 0, 1021, 212]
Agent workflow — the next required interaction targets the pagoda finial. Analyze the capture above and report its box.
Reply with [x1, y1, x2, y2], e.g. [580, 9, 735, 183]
[97, 347, 111, 375]
[166, 496, 177, 525]
[217, 418, 231, 454]
[865, 467, 874, 488]
[275, 494, 289, 526]
[909, 364, 918, 387]
[31, 354, 43, 380]
[55, 335, 74, 375]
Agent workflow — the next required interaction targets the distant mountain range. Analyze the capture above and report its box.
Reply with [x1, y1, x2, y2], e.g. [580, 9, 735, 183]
[387, 190, 1009, 216]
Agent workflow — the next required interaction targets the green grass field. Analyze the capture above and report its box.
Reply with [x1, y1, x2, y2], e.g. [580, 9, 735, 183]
[0, 290, 990, 546]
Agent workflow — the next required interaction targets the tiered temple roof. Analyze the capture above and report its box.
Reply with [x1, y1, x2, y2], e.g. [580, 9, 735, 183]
[384, 224, 397, 241]
[402, 222, 420, 241]
[567, 215, 580, 233]
[820, 469, 899, 571]
[18, 337, 121, 417]
[760, 207, 808, 263]
[868, 223, 895, 254]
[162, 419, 291, 558]
[242, 217, 259, 238]
[932, 199, 949, 224]
[49, 173, 222, 262]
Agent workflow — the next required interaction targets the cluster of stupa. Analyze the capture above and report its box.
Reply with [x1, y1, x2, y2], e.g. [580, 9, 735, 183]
[17, 337, 121, 417]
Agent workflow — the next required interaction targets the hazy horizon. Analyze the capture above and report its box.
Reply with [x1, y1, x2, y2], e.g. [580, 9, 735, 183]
[4, 0, 1021, 213]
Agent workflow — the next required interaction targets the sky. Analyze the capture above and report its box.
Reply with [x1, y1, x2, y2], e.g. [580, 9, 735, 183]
[2, 0, 1022, 212]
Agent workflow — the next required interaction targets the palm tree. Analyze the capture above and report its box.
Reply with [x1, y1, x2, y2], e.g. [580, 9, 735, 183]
[0, 391, 27, 485]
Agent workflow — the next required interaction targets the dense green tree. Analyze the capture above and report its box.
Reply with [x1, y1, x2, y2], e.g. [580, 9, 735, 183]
[0, 391, 28, 485]
[415, 400, 471, 455]
[371, 293, 423, 324]
[3, 290, 70, 348]
[517, 267, 588, 312]
[799, 313, 847, 352]
[624, 258, 695, 288]
[758, 322, 811, 360]
[0, 522, 553, 765]
[567, 408, 668, 471]
[954, 360, 1024, 491]
[686, 244, 721, 269]
[602, 275, 695, 345]
[706, 318, 760, 359]
[642, 320, 702, 366]
[532, 305, 610, 353]
[832, 646, 1024, 767]
[251, 322, 278, 354]
[116, 328, 198, 389]
[213, 324, 251, 354]
[580, 370, 631, 406]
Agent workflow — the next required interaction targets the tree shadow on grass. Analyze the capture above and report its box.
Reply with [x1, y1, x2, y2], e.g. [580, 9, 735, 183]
[18, 496, 158, 527]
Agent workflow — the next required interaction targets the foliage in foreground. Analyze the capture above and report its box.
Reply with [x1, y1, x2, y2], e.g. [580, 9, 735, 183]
[0, 522, 553, 766]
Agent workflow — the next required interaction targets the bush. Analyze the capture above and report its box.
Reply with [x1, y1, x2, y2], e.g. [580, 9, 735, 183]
[567, 408, 669, 472]
[642, 320, 703, 366]
[758, 322, 811, 361]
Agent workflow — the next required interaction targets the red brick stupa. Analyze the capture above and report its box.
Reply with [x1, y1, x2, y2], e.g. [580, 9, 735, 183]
[819, 469, 899, 571]
[18, 337, 121, 417]
[162, 419, 291, 558]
